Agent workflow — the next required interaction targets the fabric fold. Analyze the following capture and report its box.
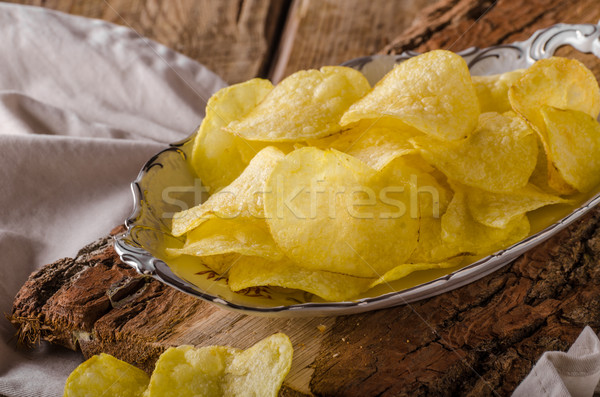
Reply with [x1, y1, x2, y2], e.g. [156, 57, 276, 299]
[513, 326, 600, 397]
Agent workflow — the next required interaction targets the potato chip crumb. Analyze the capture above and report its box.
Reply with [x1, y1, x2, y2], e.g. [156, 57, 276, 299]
[317, 324, 327, 332]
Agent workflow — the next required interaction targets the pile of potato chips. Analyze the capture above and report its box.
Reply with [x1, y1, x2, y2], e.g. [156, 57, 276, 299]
[169, 50, 600, 302]
[63, 333, 293, 397]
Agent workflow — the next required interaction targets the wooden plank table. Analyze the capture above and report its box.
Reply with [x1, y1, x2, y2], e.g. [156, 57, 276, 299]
[8, 0, 600, 395]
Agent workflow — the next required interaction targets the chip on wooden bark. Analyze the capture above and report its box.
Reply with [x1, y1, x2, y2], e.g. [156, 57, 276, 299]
[144, 334, 293, 397]
[63, 353, 149, 397]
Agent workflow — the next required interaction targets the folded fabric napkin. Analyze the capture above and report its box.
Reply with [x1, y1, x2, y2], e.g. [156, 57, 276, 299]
[0, 4, 225, 397]
[513, 326, 600, 397]
[1, 4, 599, 397]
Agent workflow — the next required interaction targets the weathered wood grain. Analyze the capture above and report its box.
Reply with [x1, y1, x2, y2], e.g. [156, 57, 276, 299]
[269, 0, 438, 82]
[4, 0, 289, 84]
[383, 0, 600, 78]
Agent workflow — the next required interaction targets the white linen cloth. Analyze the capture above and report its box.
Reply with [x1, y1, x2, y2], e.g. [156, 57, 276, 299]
[0, 4, 225, 397]
[513, 326, 600, 397]
[0, 3, 599, 397]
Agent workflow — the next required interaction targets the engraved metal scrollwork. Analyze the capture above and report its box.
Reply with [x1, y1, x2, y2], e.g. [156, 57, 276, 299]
[344, 21, 600, 78]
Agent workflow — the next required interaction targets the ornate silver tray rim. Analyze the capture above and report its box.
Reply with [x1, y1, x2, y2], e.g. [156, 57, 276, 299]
[115, 21, 600, 317]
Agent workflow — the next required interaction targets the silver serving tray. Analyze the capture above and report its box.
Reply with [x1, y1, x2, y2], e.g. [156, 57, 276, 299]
[114, 22, 600, 317]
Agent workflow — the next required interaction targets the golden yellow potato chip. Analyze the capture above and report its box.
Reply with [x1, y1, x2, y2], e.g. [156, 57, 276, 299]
[167, 218, 283, 262]
[413, 112, 538, 192]
[508, 57, 600, 194]
[409, 217, 468, 263]
[145, 345, 238, 397]
[172, 146, 285, 237]
[223, 333, 293, 397]
[369, 260, 460, 288]
[472, 69, 525, 113]
[441, 186, 531, 255]
[380, 154, 452, 218]
[541, 106, 600, 193]
[528, 139, 557, 193]
[145, 334, 292, 397]
[466, 183, 568, 228]
[264, 147, 419, 277]
[341, 50, 479, 141]
[63, 353, 149, 397]
[224, 66, 370, 142]
[192, 78, 276, 192]
[508, 57, 600, 138]
[228, 256, 374, 301]
[330, 123, 418, 170]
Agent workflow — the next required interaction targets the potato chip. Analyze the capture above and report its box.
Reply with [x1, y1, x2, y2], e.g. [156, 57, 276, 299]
[172, 146, 285, 237]
[528, 138, 556, 193]
[228, 256, 374, 301]
[167, 218, 283, 262]
[541, 106, 600, 193]
[264, 147, 419, 277]
[144, 345, 238, 397]
[223, 333, 293, 397]
[508, 58, 600, 194]
[144, 334, 292, 397]
[508, 57, 600, 137]
[409, 217, 468, 263]
[329, 122, 419, 170]
[472, 69, 525, 113]
[466, 183, 568, 228]
[441, 186, 531, 255]
[224, 66, 370, 142]
[63, 353, 149, 397]
[341, 50, 479, 141]
[192, 78, 276, 192]
[412, 112, 538, 192]
[369, 260, 460, 288]
[380, 154, 452, 218]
